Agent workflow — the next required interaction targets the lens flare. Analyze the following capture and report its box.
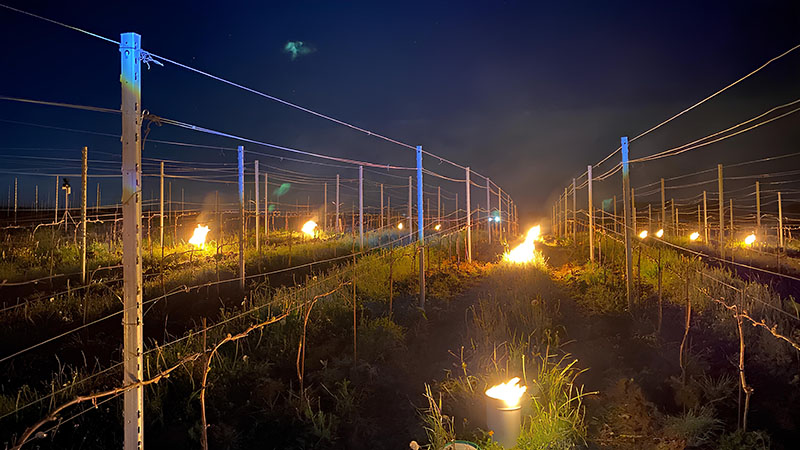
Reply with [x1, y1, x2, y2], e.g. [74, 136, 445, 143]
[485, 377, 527, 408]
[690, 232, 700, 241]
[189, 225, 210, 248]
[301, 220, 317, 237]
[503, 226, 540, 264]
[744, 234, 756, 245]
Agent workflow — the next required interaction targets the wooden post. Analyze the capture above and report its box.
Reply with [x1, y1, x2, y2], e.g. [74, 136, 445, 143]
[497, 187, 502, 241]
[437, 186, 441, 227]
[588, 165, 594, 262]
[487, 177, 492, 244]
[81, 146, 88, 284]
[572, 178, 577, 241]
[416, 146, 426, 309]
[380, 183, 384, 229]
[120, 32, 144, 450]
[359, 166, 364, 250]
[718, 164, 724, 256]
[660, 178, 666, 233]
[703, 191, 709, 243]
[35, 184, 38, 213]
[465, 167, 472, 262]
[755, 181, 761, 236]
[323, 182, 328, 231]
[408, 176, 413, 241]
[336, 174, 341, 233]
[613, 195, 617, 234]
[264, 172, 274, 243]
[54, 175, 59, 223]
[159, 161, 166, 253]
[778, 191, 784, 248]
[238, 145, 245, 291]
[632, 187, 637, 234]
[621, 137, 633, 311]
[564, 186, 568, 239]
[95, 183, 100, 215]
[729, 198, 734, 239]
[13, 178, 17, 224]
[255, 160, 260, 252]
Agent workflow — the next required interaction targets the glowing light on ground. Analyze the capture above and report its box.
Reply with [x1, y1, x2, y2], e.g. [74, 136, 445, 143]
[638, 230, 648, 239]
[690, 232, 700, 241]
[301, 220, 317, 237]
[503, 225, 540, 264]
[485, 377, 527, 408]
[744, 234, 756, 245]
[656, 229, 664, 238]
[189, 225, 210, 248]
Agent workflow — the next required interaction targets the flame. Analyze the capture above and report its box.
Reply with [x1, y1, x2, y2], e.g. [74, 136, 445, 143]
[301, 220, 318, 237]
[638, 230, 648, 239]
[189, 225, 210, 248]
[434, 224, 441, 231]
[690, 232, 700, 241]
[744, 234, 756, 245]
[503, 225, 540, 264]
[656, 229, 664, 238]
[397, 222, 404, 230]
[485, 377, 527, 408]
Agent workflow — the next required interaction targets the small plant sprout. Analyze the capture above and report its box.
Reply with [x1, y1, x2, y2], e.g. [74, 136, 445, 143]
[189, 225, 210, 248]
[638, 230, 648, 239]
[690, 232, 700, 241]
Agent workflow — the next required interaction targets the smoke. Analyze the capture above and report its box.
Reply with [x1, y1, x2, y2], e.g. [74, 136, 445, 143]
[284, 41, 316, 60]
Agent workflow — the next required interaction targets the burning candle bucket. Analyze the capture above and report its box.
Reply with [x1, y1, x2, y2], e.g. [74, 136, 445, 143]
[485, 377, 527, 448]
[485, 398, 522, 448]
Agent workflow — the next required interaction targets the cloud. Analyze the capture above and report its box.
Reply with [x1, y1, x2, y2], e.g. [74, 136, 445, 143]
[284, 41, 316, 60]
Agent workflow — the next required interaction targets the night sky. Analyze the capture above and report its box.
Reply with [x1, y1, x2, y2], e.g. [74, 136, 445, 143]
[2, 0, 800, 226]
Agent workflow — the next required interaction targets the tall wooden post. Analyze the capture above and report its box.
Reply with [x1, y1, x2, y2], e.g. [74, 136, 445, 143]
[703, 191, 709, 243]
[486, 177, 492, 244]
[572, 178, 577, 241]
[416, 146, 426, 309]
[238, 145, 245, 291]
[408, 176, 413, 241]
[497, 187, 502, 241]
[264, 172, 269, 243]
[335, 174, 341, 233]
[613, 195, 617, 234]
[778, 192, 784, 248]
[54, 176, 59, 223]
[95, 183, 99, 215]
[465, 167, 472, 262]
[359, 166, 364, 250]
[660, 178, 666, 233]
[729, 198, 734, 238]
[120, 32, 144, 450]
[380, 183, 384, 229]
[255, 160, 260, 252]
[755, 181, 761, 235]
[13, 178, 17, 224]
[718, 164, 724, 256]
[323, 182, 328, 231]
[632, 188, 637, 234]
[621, 137, 633, 311]
[81, 146, 88, 284]
[563, 187, 568, 239]
[588, 165, 594, 262]
[437, 186, 441, 226]
[160, 162, 164, 254]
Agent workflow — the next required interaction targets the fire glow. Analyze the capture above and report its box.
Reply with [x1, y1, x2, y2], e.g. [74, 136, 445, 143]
[744, 233, 756, 245]
[690, 232, 700, 241]
[503, 225, 540, 264]
[189, 225, 210, 248]
[485, 377, 527, 408]
[301, 220, 318, 237]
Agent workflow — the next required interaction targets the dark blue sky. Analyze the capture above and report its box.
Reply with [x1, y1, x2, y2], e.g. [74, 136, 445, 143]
[1, 0, 799, 223]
